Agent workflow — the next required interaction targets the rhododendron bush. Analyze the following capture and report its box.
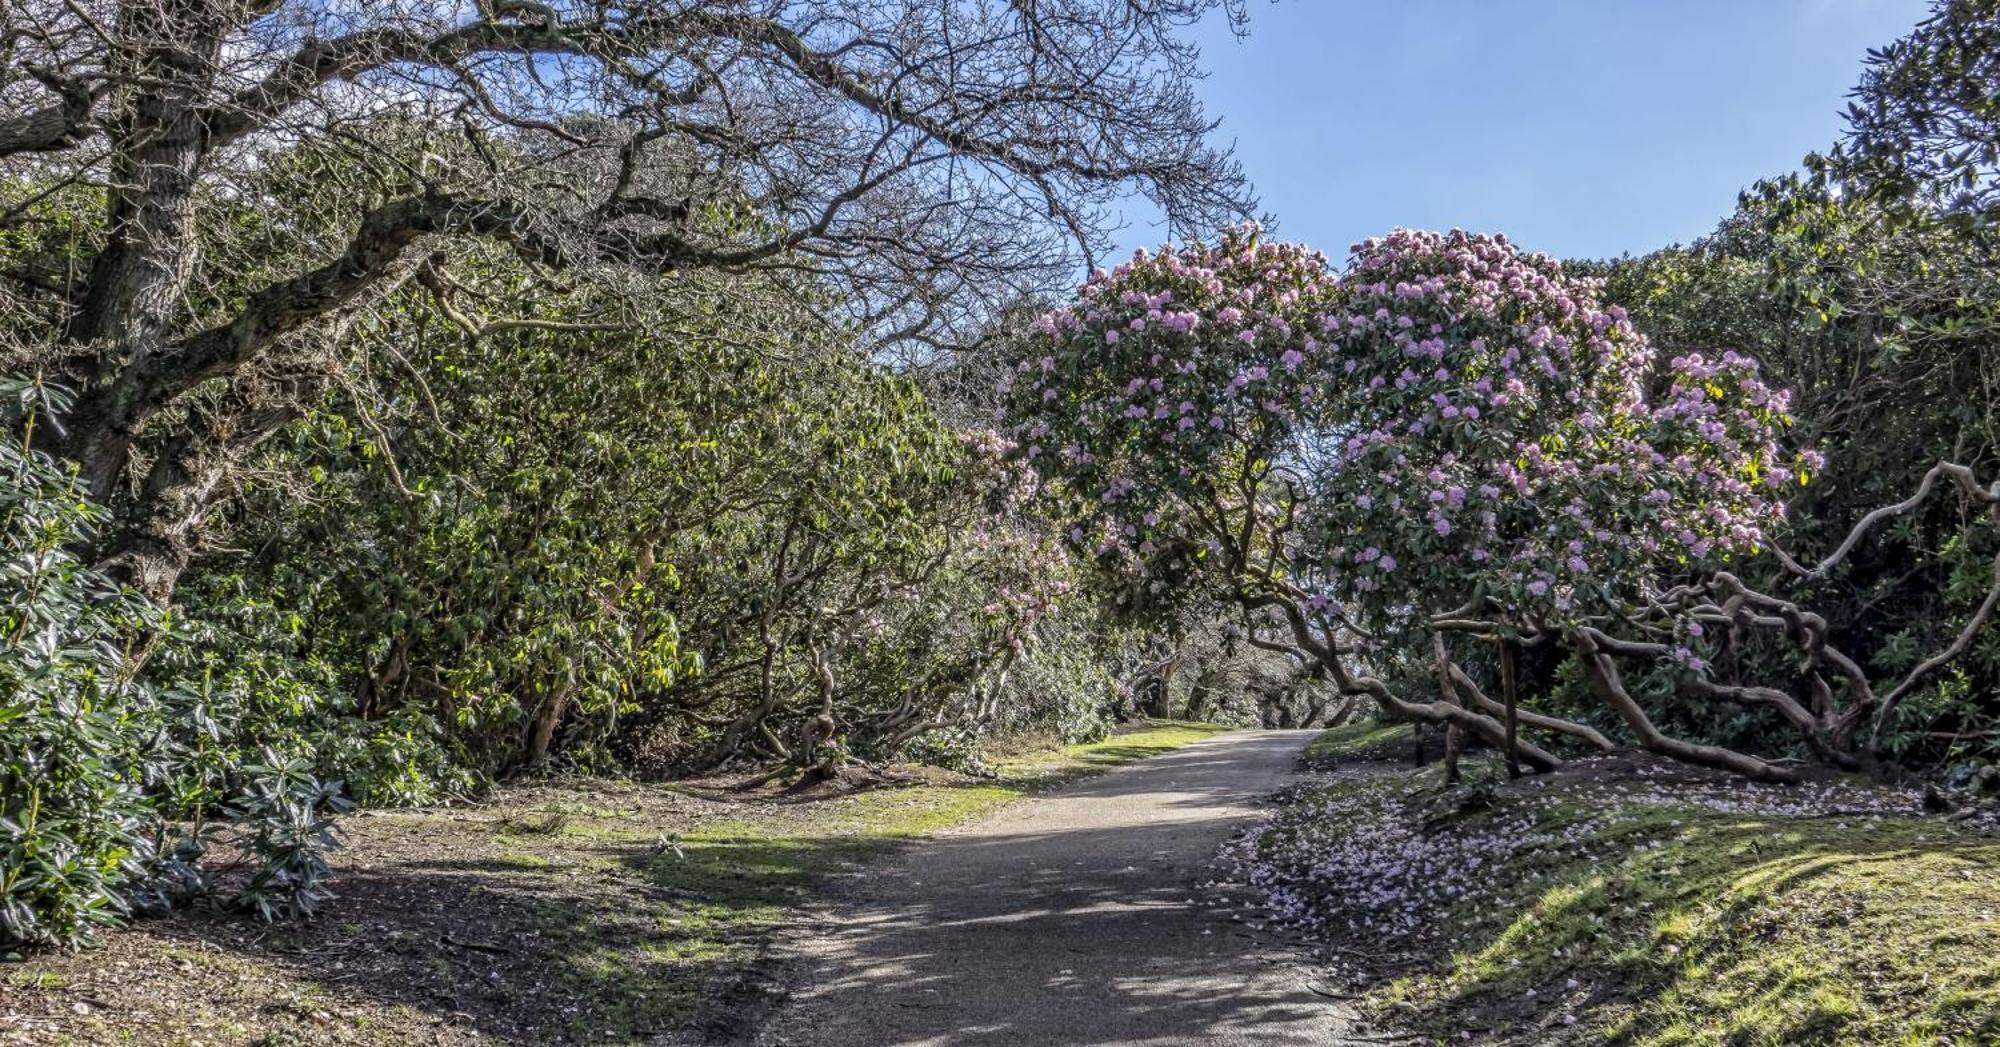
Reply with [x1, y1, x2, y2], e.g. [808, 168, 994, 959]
[999, 225, 1971, 780]
[1002, 228, 1343, 618]
[1292, 231, 1816, 626]
[1007, 226, 1814, 618]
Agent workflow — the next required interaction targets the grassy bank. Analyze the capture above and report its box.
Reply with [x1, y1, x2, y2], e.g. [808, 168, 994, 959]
[1245, 725, 2000, 1046]
[1300, 718, 1414, 763]
[1, 721, 1227, 1047]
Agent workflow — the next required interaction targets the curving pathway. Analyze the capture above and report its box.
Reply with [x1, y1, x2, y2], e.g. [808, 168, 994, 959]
[749, 729, 1348, 1047]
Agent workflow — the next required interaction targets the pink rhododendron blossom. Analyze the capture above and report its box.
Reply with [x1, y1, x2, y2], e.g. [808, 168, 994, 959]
[1000, 225, 1814, 642]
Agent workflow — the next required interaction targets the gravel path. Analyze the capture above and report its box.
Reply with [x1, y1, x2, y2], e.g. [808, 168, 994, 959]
[753, 729, 1346, 1047]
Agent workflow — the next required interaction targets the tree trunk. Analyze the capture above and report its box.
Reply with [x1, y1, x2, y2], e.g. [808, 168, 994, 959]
[1574, 633, 1797, 783]
[1497, 638, 1522, 779]
[523, 690, 569, 770]
[1432, 632, 1464, 784]
[359, 635, 414, 720]
[796, 642, 840, 779]
[1255, 592, 1562, 772]
[98, 377, 316, 597]
[1136, 670, 1171, 719]
[63, 0, 232, 497]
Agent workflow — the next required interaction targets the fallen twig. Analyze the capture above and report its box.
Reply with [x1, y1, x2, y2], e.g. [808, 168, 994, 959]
[440, 934, 511, 955]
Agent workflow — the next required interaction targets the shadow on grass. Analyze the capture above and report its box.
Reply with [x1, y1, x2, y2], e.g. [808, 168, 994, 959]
[1380, 796, 2000, 1045]
[1299, 719, 1416, 766]
[69, 724, 1251, 1046]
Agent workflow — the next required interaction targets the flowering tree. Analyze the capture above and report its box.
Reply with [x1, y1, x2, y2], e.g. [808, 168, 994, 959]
[1005, 226, 1839, 780]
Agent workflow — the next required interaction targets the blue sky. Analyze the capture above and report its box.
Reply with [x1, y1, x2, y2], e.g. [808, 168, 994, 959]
[1115, 0, 1929, 261]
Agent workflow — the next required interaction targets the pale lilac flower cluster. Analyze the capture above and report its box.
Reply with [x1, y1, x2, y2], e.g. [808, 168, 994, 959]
[998, 224, 1342, 565]
[1001, 225, 1819, 643]
[1300, 229, 1816, 626]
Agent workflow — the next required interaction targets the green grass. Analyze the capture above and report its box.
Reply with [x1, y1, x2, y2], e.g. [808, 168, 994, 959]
[7, 969, 68, 990]
[1280, 733, 2000, 1046]
[1404, 806, 1999, 1044]
[996, 719, 1232, 780]
[548, 720, 1230, 1042]
[1513, 814, 1980, 1043]
[1301, 717, 1411, 762]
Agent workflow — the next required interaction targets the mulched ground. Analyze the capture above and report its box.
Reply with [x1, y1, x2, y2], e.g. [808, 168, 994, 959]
[0, 773, 927, 1047]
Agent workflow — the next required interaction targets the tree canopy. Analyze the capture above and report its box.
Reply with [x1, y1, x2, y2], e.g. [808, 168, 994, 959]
[0, 0, 1255, 592]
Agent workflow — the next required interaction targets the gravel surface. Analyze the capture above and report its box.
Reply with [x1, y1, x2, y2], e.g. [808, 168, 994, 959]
[753, 729, 1351, 1047]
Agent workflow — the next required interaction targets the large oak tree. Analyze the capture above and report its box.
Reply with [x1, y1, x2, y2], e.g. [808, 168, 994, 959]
[0, 0, 1255, 593]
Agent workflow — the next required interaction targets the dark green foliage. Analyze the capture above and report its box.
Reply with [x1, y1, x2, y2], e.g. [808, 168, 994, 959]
[1823, 0, 2000, 231]
[1579, 184, 2000, 772]
[999, 637, 1119, 745]
[0, 386, 159, 945]
[190, 275, 1085, 778]
[0, 381, 352, 948]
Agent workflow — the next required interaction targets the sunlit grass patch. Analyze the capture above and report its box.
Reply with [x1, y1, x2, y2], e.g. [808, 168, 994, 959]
[997, 719, 1231, 781]
[1255, 736, 2000, 1045]
[1302, 718, 1411, 763]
